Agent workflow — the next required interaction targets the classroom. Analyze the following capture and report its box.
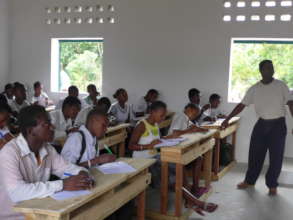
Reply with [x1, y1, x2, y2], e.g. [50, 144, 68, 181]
[0, 0, 293, 219]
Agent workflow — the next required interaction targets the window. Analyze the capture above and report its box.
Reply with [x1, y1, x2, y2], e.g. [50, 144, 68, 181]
[229, 39, 293, 102]
[51, 38, 103, 93]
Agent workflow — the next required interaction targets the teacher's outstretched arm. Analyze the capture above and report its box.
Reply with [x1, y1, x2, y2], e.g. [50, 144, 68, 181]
[221, 103, 246, 129]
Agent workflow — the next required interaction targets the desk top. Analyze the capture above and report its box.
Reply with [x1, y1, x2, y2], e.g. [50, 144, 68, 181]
[161, 130, 217, 154]
[13, 158, 155, 217]
[106, 123, 130, 133]
[200, 117, 240, 129]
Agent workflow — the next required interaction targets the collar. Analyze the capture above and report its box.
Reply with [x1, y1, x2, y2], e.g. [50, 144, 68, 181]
[16, 134, 48, 159]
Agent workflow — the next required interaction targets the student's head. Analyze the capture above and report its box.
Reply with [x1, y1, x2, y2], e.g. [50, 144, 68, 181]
[62, 96, 81, 120]
[188, 88, 201, 105]
[18, 105, 54, 143]
[86, 109, 109, 138]
[209, 94, 221, 108]
[33, 81, 43, 96]
[259, 60, 274, 80]
[184, 103, 200, 121]
[68, 85, 79, 97]
[4, 83, 14, 98]
[149, 101, 167, 123]
[87, 84, 99, 97]
[145, 89, 159, 103]
[14, 83, 26, 101]
[0, 94, 8, 105]
[0, 104, 11, 129]
[96, 97, 111, 113]
[113, 88, 128, 104]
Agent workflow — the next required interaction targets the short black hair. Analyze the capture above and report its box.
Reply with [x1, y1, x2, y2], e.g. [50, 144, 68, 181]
[184, 103, 199, 111]
[259, 60, 273, 71]
[62, 96, 81, 110]
[188, 88, 200, 99]
[68, 85, 79, 93]
[97, 97, 111, 111]
[4, 83, 13, 91]
[0, 94, 8, 105]
[149, 101, 167, 111]
[14, 83, 25, 91]
[147, 89, 159, 96]
[33, 81, 41, 89]
[113, 88, 126, 99]
[18, 105, 47, 136]
[87, 84, 97, 90]
[86, 109, 108, 125]
[209, 93, 221, 102]
[0, 102, 12, 114]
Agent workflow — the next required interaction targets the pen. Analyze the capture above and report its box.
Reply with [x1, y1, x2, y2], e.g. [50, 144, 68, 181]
[104, 145, 113, 154]
[63, 172, 73, 177]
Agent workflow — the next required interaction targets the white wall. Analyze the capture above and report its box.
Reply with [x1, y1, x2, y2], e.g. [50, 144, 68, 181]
[0, 0, 10, 88]
[8, 0, 293, 162]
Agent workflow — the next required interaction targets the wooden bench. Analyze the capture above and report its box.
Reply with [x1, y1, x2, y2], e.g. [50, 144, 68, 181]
[13, 158, 155, 220]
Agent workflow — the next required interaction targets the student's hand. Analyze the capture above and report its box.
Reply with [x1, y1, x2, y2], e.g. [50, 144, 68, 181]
[150, 139, 162, 148]
[63, 172, 93, 191]
[191, 126, 208, 133]
[166, 133, 180, 139]
[221, 119, 229, 130]
[95, 154, 116, 165]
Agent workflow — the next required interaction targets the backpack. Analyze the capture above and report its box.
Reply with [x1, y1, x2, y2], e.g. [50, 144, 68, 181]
[76, 130, 87, 164]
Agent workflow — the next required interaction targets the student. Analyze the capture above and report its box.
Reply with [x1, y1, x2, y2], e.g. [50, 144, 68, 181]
[202, 94, 226, 122]
[31, 81, 51, 107]
[2, 83, 14, 105]
[110, 88, 132, 124]
[75, 97, 116, 127]
[50, 96, 81, 140]
[129, 101, 217, 215]
[62, 109, 116, 168]
[84, 84, 100, 106]
[0, 105, 93, 219]
[10, 83, 30, 115]
[56, 85, 86, 109]
[0, 104, 14, 150]
[133, 89, 159, 118]
[188, 88, 209, 123]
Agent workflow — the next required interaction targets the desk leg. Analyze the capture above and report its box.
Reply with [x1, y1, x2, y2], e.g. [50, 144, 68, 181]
[232, 131, 237, 161]
[203, 149, 212, 187]
[213, 139, 220, 175]
[118, 141, 125, 157]
[137, 190, 146, 220]
[175, 164, 183, 217]
[160, 161, 169, 214]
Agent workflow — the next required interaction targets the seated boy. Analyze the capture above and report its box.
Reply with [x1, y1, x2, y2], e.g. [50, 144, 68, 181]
[56, 85, 87, 110]
[84, 84, 100, 106]
[61, 109, 116, 168]
[0, 104, 14, 150]
[31, 81, 52, 107]
[3, 83, 14, 105]
[0, 105, 93, 220]
[132, 89, 159, 118]
[10, 83, 30, 116]
[50, 96, 81, 140]
[202, 93, 226, 122]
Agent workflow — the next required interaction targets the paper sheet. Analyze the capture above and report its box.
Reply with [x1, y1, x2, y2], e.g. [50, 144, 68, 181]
[51, 190, 91, 201]
[154, 137, 187, 148]
[96, 161, 137, 174]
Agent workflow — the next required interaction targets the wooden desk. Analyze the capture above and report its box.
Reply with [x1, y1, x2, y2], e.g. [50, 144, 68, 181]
[201, 117, 240, 181]
[147, 130, 216, 220]
[98, 123, 130, 157]
[13, 158, 155, 220]
[46, 105, 56, 112]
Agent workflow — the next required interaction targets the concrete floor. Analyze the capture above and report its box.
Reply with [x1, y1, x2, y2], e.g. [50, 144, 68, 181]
[146, 158, 293, 220]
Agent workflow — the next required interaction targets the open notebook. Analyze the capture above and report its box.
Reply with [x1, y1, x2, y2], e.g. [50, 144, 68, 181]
[154, 137, 187, 148]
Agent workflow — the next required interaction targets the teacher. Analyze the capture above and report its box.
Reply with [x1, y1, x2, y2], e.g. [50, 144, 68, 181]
[221, 60, 293, 195]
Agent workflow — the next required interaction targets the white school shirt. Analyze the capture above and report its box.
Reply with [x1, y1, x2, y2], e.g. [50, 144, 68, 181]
[0, 134, 86, 219]
[168, 112, 193, 135]
[133, 97, 148, 114]
[49, 110, 74, 140]
[61, 125, 98, 164]
[56, 98, 87, 110]
[10, 100, 30, 113]
[110, 102, 132, 124]
[4, 93, 14, 106]
[202, 105, 222, 119]
[31, 92, 49, 107]
[241, 79, 291, 120]
[83, 96, 99, 106]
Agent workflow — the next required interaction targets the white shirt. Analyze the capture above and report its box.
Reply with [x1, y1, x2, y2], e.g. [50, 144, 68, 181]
[4, 93, 14, 106]
[31, 92, 49, 107]
[49, 110, 74, 140]
[133, 97, 148, 114]
[56, 98, 87, 110]
[0, 134, 85, 219]
[10, 100, 30, 113]
[110, 102, 132, 124]
[74, 106, 93, 127]
[61, 125, 98, 164]
[241, 79, 291, 120]
[202, 105, 222, 119]
[168, 112, 193, 135]
[83, 96, 99, 106]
